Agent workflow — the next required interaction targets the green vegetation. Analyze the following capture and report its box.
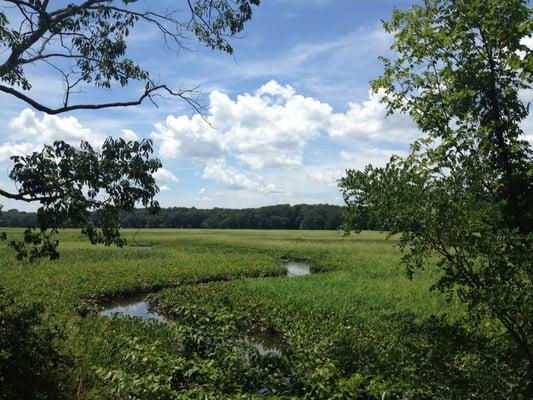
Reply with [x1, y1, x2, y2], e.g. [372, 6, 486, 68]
[341, 0, 532, 392]
[0, 1, 530, 398]
[1, 204, 345, 230]
[0, 138, 161, 261]
[1, 229, 525, 399]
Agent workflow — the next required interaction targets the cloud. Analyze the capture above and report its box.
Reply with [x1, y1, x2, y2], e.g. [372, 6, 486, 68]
[0, 142, 36, 163]
[211, 81, 332, 168]
[152, 80, 332, 171]
[151, 114, 227, 160]
[305, 167, 344, 188]
[153, 167, 179, 183]
[0, 108, 105, 162]
[9, 108, 104, 145]
[202, 159, 281, 193]
[518, 35, 532, 60]
[147, 80, 419, 196]
[152, 167, 179, 193]
[340, 147, 405, 162]
[211, 28, 391, 85]
[152, 81, 416, 169]
[329, 90, 417, 142]
[1, 82, 418, 207]
[236, 152, 302, 170]
[121, 129, 139, 141]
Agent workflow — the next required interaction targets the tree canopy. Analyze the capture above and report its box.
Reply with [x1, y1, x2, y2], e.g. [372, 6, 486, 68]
[0, 0, 260, 113]
[1, 138, 161, 260]
[0, 0, 262, 259]
[1, 203, 345, 230]
[340, 0, 532, 395]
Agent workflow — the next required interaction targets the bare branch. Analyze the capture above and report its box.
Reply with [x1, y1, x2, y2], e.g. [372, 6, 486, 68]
[0, 83, 203, 114]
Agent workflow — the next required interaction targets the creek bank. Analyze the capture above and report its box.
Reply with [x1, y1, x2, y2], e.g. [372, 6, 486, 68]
[96, 259, 313, 320]
[95, 260, 313, 355]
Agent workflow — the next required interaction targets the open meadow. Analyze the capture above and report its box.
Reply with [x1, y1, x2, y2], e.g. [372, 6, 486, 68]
[1, 228, 520, 399]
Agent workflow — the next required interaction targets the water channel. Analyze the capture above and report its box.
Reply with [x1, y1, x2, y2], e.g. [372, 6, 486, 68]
[97, 260, 312, 357]
[98, 260, 312, 321]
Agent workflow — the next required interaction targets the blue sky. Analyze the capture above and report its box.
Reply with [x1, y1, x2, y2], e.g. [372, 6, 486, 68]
[0, 1, 441, 210]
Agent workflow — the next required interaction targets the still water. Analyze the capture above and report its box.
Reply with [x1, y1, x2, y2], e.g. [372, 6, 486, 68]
[99, 294, 165, 321]
[98, 261, 312, 320]
[284, 260, 311, 276]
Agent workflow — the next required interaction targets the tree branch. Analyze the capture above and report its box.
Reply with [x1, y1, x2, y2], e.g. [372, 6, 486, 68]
[0, 83, 203, 115]
[0, 187, 59, 203]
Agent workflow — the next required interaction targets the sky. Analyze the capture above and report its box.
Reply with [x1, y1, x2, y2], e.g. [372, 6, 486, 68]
[0, 0, 530, 211]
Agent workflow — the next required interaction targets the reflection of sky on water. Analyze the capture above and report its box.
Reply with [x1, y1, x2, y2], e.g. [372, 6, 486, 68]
[99, 296, 165, 321]
[285, 261, 311, 276]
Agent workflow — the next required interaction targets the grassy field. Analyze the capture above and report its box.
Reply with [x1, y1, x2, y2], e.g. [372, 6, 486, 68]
[0, 229, 516, 399]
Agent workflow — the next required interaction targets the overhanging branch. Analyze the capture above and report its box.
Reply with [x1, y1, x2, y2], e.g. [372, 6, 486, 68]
[0, 83, 203, 115]
[0, 187, 59, 203]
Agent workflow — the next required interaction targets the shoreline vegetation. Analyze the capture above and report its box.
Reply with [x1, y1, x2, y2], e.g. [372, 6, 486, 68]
[1, 229, 526, 398]
[0, 204, 347, 230]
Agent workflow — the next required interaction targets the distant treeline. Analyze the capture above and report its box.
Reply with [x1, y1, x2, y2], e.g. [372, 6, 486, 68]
[0, 204, 347, 230]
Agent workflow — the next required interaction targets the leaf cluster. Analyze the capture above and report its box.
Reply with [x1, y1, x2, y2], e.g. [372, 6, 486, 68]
[0, 0, 260, 112]
[2, 138, 161, 260]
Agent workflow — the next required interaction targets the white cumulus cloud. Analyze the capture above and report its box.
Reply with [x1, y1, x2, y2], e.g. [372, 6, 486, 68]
[202, 159, 281, 193]
[121, 129, 139, 141]
[0, 108, 105, 162]
[153, 80, 332, 170]
[9, 108, 105, 145]
[329, 90, 416, 141]
[148, 81, 421, 196]
[153, 167, 179, 184]
[151, 114, 226, 160]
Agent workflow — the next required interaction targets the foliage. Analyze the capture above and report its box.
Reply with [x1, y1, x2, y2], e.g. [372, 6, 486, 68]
[148, 275, 524, 399]
[118, 203, 344, 230]
[0, 138, 161, 260]
[0, 286, 72, 400]
[1, 203, 346, 230]
[0, 0, 260, 113]
[340, 0, 532, 395]
[1, 229, 526, 398]
[0, 0, 262, 259]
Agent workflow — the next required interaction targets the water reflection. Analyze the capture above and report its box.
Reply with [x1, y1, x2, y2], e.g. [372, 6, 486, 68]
[99, 260, 312, 322]
[99, 294, 165, 321]
[284, 261, 311, 276]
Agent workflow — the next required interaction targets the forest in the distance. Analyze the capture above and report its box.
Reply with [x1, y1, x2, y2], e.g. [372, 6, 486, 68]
[1, 204, 346, 230]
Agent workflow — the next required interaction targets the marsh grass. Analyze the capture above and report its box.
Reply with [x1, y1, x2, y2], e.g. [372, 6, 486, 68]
[1, 229, 516, 399]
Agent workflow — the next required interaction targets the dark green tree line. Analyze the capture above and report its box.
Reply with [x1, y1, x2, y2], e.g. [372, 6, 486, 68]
[2, 203, 346, 231]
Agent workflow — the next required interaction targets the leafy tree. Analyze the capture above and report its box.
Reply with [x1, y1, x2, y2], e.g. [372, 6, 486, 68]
[0, 0, 260, 113]
[0, 138, 161, 259]
[339, 0, 532, 395]
[0, 0, 262, 258]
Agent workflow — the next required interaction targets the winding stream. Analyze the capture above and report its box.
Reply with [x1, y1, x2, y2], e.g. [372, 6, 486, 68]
[98, 260, 312, 321]
[99, 293, 165, 321]
[97, 260, 312, 357]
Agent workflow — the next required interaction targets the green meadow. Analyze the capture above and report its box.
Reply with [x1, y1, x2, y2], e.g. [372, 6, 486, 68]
[0, 229, 515, 399]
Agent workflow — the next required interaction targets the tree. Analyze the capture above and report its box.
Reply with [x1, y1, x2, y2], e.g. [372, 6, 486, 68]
[0, 0, 261, 258]
[0, 0, 260, 114]
[339, 0, 532, 395]
[0, 138, 161, 259]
